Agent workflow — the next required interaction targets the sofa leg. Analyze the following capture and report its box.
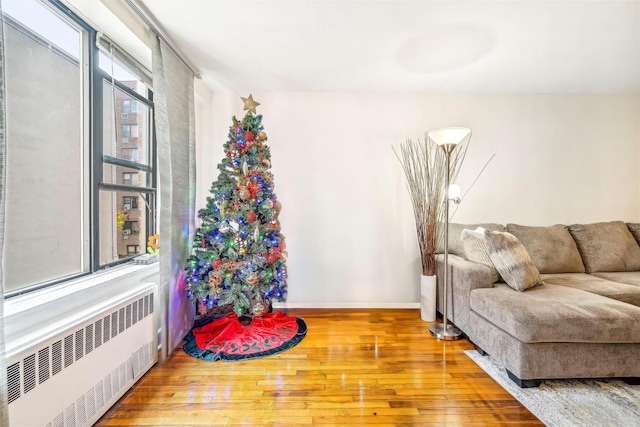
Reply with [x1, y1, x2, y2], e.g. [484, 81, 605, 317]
[506, 370, 542, 388]
[474, 345, 487, 356]
[623, 377, 640, 385]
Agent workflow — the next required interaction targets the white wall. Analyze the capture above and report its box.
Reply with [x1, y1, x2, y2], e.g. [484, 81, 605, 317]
[198, 92, 640, 307]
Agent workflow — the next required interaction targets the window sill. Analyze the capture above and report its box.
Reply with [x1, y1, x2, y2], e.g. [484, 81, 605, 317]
[4, 261, 159, 358]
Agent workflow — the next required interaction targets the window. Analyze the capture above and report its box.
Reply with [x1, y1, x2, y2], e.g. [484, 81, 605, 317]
[122, 148, 139, 162]
[2, 0, 88, 293]
[2, 0, 156, 295]
[121, 99, 137, 114]
[123, 196, 138, 210]
[101, 58, 155, 266]
[121, 124, 138, 139]
[122, 172, 139, 186]
[123, 221, 139, 235]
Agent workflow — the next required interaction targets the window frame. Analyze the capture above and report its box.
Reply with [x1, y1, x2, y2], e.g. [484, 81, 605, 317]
[3, 0, 157, 297]
[2, 0, 94, 297]
[123, 196, 138, 210]
[94, 61, 156, 270]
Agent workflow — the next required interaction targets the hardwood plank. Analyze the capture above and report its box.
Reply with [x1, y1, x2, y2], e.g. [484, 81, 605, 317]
[95, 309, 543, 426]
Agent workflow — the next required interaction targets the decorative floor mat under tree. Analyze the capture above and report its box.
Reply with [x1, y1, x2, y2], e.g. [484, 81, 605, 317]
[184, 312, 307, 361]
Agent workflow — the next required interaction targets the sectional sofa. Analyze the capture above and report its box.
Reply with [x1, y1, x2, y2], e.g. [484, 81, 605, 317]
[435, 221, 640, 387]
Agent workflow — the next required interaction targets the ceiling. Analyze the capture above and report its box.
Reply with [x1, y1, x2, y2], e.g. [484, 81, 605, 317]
[136, 0, 639, 93]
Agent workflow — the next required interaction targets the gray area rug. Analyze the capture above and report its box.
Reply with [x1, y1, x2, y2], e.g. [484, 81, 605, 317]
[465, 350, 640, 427]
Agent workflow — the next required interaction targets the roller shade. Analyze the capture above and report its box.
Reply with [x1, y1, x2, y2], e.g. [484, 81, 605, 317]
[97, 32, 153, 86]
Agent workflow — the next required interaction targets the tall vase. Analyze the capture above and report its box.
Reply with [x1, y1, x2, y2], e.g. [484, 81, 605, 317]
[420, 274, 437, 322]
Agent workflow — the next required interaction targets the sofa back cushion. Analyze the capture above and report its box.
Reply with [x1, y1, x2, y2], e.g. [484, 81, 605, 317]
[444, 223, 506, 256]
[628, 223, 640, 246]
[506, 224, 585, 273]
[568, 221, 640, 273]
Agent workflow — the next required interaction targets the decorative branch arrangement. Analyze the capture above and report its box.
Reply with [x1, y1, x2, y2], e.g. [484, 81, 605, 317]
[394, 136, 469, 276]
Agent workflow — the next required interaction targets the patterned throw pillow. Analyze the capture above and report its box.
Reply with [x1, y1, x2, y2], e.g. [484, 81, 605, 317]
[460, 227, 500, 283]
[484, 230, 544, 291]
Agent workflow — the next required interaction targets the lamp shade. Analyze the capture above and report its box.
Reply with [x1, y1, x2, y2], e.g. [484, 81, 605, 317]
[427, 127, 471, 146]
[448, 184, 461, 200]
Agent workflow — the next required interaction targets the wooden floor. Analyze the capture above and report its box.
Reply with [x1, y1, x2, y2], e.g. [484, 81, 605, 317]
[96, 309, 542, 426]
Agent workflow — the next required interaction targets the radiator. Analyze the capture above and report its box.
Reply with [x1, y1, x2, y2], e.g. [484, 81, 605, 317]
[6, 283, 158, 427]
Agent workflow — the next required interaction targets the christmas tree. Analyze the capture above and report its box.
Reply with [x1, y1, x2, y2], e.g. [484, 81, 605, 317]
[185, 95, 288, 317]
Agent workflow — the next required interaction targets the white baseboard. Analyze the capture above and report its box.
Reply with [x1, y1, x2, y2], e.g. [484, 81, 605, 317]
[272, 302, 420, 309]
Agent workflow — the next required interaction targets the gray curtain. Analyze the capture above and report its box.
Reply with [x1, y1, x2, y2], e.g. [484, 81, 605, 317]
[151, 34, 196, 361]
[0, 0, 9, 423]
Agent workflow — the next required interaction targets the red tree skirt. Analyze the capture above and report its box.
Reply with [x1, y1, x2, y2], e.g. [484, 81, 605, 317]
[183, 312, 307, 361]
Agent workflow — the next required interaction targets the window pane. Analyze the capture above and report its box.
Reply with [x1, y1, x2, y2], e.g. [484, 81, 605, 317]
[102, 164, 148, 187]
[99, 51, 149, 96]
[3, 1, 88, 291]
[99, 190, 150, 264]
[3, 0, 79, 59]
[102, 80, 150, 166]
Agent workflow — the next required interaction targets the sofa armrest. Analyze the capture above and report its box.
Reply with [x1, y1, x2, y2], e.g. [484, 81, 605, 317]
[436, 253, 495, 334]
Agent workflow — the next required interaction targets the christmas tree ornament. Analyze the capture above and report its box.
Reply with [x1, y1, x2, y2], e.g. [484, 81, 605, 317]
[184, 96, 287, 317]
[246, 211, 257, 223]
[247, 181, 261, 198]
[246, 273, 259, 286]
[266, 253, 278, 264]
[241, 94, 260, 114]
[251, 300, 266, 317]
[239, 186, 250, 201]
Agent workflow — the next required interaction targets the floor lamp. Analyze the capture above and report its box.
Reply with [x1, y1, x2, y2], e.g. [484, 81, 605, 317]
[427, 127, 471, 341]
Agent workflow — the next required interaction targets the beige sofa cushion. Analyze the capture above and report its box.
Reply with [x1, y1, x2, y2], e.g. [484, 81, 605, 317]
[484, 230, 544, 291]
[568, 221, 640, 273]
[542, 272, 640, 307]
[506, 224, 585, 274]
[470, 283, 640, 343]
[460, 228, 500, 283]
[444, 223, 505, 256]
[590, 271, 640, 288]
[628, 223, 640, 246]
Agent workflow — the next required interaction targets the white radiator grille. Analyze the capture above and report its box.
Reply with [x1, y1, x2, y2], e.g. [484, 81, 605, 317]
[8, 288, 157, 427]
[7, 362, 20, 404]
[52, 341, 62, 376]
